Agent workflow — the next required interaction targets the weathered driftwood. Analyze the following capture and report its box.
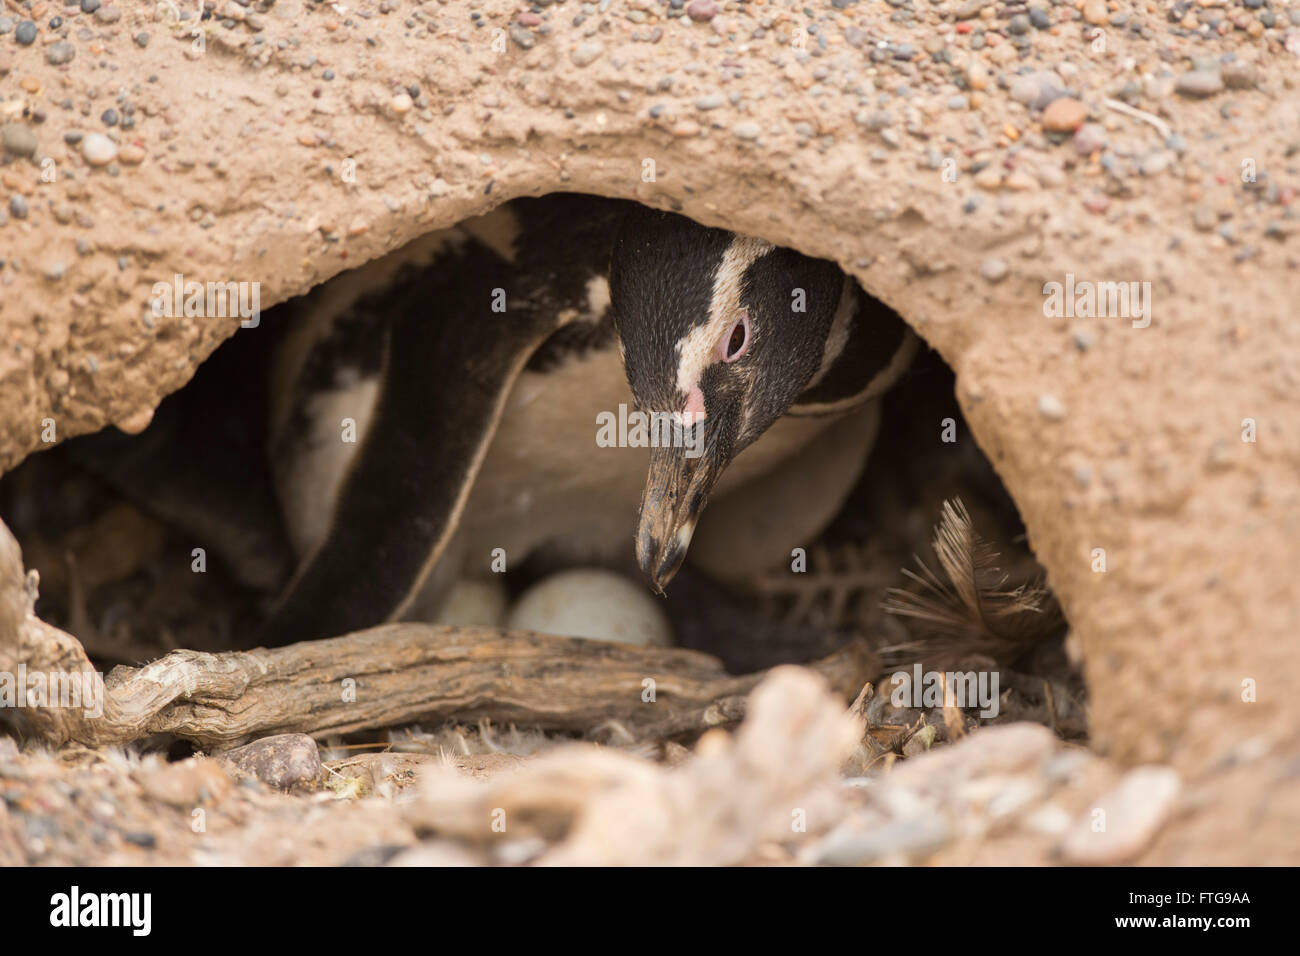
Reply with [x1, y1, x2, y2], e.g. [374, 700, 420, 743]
[1, 526, 877, 750]
[22, 624, 877, 751]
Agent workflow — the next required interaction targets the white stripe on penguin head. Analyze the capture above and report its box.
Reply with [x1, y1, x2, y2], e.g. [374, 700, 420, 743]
[673, 234, 775, 403]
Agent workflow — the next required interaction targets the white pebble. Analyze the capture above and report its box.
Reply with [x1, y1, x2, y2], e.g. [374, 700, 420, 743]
[1037, 394, 1067, 420]
[81, 132, 118, 166]
[571, 42, 603, 67]
[980, 257, 1008, 283]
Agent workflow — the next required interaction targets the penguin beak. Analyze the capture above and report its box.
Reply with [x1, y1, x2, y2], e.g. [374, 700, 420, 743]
[635, 436, 726, 594]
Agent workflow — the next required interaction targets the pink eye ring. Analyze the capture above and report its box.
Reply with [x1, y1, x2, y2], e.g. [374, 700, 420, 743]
[718, 310, 751, 363]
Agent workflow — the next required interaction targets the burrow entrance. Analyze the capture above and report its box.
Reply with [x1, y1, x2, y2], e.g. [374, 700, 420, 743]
[1, 195, 1082, 757]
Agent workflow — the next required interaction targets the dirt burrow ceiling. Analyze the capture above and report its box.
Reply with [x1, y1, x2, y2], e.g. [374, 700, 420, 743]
[0, 0, 1298, 859]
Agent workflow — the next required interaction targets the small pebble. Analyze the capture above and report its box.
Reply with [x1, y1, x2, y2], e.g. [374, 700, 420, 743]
[81, 0, 101, 12]
[8, 195, 29, 220]
[1042, 98, 1088, 133]
[686, 0, 718, 22]
[15, 20, 37, 45]
[1073, 123, 1107, 155]
[1175, 70, 1224, 98]
[732, 120, 761, 140]
[1221, 62, 1257, 90]
[859, 109, 893, 130]
[46, 41, 75, 66]
[81, 132, 118, 166]
[809, 817, 951, 866]
[980, 257, 1008, 283]
[220, 734, 323, 793]
[1037, 394, 1067, 421]
[571, 41, 602, 66]
[508, 23, 535, 49]
[1082, 0, 1108, 25]
[2, 123, 38, 158]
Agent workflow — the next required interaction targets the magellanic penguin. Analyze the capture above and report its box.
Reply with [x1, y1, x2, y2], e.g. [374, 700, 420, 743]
[256, 195, 917, 646]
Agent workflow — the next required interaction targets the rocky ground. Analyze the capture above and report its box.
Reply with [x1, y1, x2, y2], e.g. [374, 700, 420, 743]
[0, 672, 1183, 867]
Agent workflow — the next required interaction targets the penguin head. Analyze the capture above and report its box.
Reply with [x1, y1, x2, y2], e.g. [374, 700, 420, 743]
[610, 206, 844, 593]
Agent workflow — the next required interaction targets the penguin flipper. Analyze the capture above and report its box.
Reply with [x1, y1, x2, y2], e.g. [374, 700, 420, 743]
[253, 252, 555, 647]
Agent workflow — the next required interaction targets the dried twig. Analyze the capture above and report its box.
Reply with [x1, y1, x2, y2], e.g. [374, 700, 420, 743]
[1102, 97, 1173, 142]
[0, 523, 877, 750]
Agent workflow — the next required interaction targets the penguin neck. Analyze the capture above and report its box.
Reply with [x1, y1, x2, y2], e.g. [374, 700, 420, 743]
[788, 278, 917, 417]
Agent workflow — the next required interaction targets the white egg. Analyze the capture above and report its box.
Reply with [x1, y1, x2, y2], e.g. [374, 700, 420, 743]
[431, 577, 509, 627]
[505, 568, 673, 647]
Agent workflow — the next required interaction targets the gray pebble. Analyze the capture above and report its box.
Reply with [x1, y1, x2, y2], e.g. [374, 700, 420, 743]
[1175, 70, 1224, 98]
[15, 20, 37, 45]
[2, 123, 38, 158]
[508, 23, 535, 49]
[46, 41, 75, 66]
[810, 817, 951, 865]
[858, 109, 893, 130]
[695, 93, 724, 110]
[1221, 61, 1257, 90]
[732, 120, 761, 140]
[1008, 70, 1060, 110]
[8, 195, 29, 220]
[1073, 122, 1107, 155]
[571, 41, 602, 66]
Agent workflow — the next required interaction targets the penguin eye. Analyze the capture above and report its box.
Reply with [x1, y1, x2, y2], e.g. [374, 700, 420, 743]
[719, 310, 751, 363]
